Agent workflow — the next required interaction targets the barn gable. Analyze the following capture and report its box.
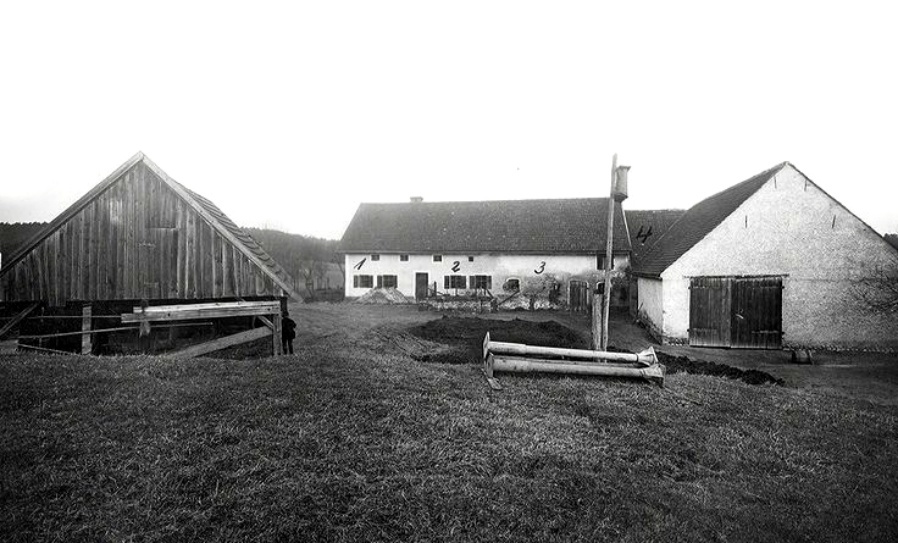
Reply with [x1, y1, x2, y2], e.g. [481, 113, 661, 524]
[638, 162, 898, 350]
[632, 163, 785, 278]
[0, 152, 304, 304]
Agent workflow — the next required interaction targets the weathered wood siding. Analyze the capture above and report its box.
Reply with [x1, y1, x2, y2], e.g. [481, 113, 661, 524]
[1, 163, 283, 305]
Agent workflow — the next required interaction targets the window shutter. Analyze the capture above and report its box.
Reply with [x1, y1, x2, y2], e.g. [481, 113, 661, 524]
[487, 276, 492, 289]
[444, 276, 450, 289]
[353, 276, 359, 288]
[469, 276, 475, 289]
[376, 275, 383, 288]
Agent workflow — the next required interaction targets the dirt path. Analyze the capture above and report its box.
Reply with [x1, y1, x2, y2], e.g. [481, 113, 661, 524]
[292, 303, 898, 405]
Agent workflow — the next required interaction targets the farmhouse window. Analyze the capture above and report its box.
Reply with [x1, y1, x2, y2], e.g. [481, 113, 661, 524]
[433, 255, 443, 262]
[353, 275, 374, 288]
[371, 254, 380, 261]
[469, 275, 491, 290]
[444, 275, 467, 289]
[377, 275, 398, 288]
[400, 254, 409, 262]
[467, 256, 475, 262]
[504, 278, 520, 291]
[596, 255, 615, 270]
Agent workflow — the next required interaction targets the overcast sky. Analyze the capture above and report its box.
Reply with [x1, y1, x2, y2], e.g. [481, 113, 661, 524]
[1, 1, 895, 240]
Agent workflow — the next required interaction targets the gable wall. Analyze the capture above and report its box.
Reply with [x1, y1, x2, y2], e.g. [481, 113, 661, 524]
[1, 163, 284, 305]
[345, 252, 630, 307]
[659, 165, 898, 349]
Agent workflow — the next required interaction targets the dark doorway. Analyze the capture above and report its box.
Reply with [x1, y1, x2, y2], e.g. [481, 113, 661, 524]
[689, 276, 783, 349]
[415, 273, 429, 300]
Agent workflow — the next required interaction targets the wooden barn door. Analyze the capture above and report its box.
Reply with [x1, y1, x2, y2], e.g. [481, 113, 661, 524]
[689, 277, 732, 347]
[569, 280, 589, 313]
[731, 277, 783, 349]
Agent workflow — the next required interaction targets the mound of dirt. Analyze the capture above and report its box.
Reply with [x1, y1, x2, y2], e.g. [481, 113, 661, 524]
[354, 288, 413, 305]
[409, 316, 588, 365]
[657, 352, 783, 386]
[407, 316, 782, 386]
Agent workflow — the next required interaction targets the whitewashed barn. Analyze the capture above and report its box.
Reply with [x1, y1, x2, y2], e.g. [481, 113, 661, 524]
[632, 162, 898, 351]
[340, 198, 634, 309]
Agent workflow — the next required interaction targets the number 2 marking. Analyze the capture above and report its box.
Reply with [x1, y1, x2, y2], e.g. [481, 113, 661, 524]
[451, 261, 461, 272]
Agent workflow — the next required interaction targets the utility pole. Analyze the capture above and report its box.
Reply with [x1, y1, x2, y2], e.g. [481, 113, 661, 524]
[598, 154, 629, 351]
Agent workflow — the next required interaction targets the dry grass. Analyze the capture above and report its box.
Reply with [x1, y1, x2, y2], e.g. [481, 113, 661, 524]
[1, 308, 897, 542]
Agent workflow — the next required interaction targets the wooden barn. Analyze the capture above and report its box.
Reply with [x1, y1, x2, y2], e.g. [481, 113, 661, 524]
[0, 152, 304, 355]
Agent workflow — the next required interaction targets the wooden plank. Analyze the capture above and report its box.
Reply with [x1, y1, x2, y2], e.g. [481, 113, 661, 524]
[487, 338, 650, 365]
[140, 155, 302, 300]
[212, 233, 221, 298]
[122, 301, 281, 323]
[221, 237, 231, 297]
[81, 305, 92, 354]
[163, 326, 272, 359]
[18, 344, 73, 355]
[0, 302, 40, 339]
[20, 326, 139, 340]
[188, 211, 198, 298]
[272, 311, 283, 355]
[492, 355, 665, 385]
[176, 204, 185, 298]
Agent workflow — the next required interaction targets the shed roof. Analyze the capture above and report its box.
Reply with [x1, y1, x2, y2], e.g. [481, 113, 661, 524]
[0, 152, 305, 301]
[341, 198, 632, 255]
[633, 162, 788, 278]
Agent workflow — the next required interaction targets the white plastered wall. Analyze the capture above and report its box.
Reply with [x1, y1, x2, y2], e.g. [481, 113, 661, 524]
[660, 164, 898, 350]
[344, 252, 630, 304]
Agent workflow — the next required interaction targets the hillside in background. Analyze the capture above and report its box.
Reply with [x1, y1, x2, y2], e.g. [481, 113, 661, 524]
[0, 222, 47, 260]
[245, 227, 344, 294]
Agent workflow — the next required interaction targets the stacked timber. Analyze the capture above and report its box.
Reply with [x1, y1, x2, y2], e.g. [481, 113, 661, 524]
[482, 332, 665, 388]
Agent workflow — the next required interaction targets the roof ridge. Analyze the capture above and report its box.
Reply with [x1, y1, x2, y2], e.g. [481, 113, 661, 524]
[633, 162, 786, 277]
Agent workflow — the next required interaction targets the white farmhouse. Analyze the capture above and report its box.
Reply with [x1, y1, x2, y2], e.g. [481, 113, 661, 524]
[340, 198, 634, 309]
[633, 162, 898, 351]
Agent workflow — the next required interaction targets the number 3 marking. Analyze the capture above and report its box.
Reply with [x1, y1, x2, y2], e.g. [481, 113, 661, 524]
[534, 261, 546, 274]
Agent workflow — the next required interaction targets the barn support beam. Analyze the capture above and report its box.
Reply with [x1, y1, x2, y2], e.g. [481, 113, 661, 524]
[81, 304, 92, 355]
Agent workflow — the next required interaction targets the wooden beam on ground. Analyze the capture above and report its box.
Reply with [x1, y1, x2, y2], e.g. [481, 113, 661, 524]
[162, 326, 272, 359]
[491, 355, 665, 387]
[0, 302, 40, 339]
[19, 326, 139, 340]
[121, 300, 281, 323]
[17, 344, 73, 355]
[82, 304, 92, 354]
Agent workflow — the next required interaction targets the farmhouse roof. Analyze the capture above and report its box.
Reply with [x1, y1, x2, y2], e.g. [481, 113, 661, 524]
[0, 152, 305, 300]
[341, 198, 632, 255]
[625, 209, 686, 263]
[633, 162, 788, 278]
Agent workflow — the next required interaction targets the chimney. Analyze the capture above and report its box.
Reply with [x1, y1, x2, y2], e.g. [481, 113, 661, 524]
[410, 196, 423, 203]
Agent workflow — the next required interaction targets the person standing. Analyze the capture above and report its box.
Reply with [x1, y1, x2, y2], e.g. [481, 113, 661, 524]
[282, 310, 296, 354]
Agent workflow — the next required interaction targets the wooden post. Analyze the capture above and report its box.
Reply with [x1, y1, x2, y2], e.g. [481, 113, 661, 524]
[81, 304, 92, 355]
[601, 154, 617, 351]
[591, 285, 602, 351]
[272, 311, 283, 356]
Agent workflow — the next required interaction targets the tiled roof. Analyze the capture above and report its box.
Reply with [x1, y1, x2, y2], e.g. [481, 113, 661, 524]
[633, 162, 787, 278]
[625, 209, 686, 263]
[341, 198, 632, 255]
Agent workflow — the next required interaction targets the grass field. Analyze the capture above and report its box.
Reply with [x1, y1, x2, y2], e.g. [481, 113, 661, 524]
[1, 305, 897, 542]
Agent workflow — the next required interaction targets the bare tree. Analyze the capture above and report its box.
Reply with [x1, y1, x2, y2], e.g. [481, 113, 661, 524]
[854, 265, 898, 313]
